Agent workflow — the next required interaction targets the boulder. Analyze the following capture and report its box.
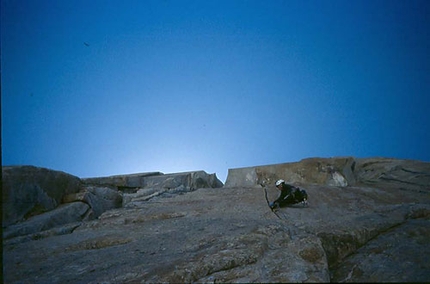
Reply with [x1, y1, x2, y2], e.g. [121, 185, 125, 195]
[120, 171, 223, 207]
[62, 186, 123, 218]
[2, 166, 123, 236]
[83, 186, 123, 217]
[83, 171, 223, 208]
[2, 166, 221, 238]
[2, 166, 82, 227]
[2, 184, 122, 240]
[3, 222, 83, 246]
[3, 202, 90, 240]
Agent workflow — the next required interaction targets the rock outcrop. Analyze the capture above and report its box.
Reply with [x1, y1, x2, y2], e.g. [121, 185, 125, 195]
[3, 202, 90, 240]
[82, 171, 163, 190]
[2, 157, 430, 283]
[2, 167, 223, 240]
[62, 186, 123, 219]
[225, 157, 429, 190]
[83, 170, 223, 192]
[2, 166, 83, 227]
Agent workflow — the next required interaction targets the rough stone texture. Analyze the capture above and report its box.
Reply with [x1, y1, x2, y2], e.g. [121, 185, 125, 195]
[122, 185, 193, 208]
[225, 157, 358, 188]
[62, 186, 123, 219]
[331, 218, 430, 282]
[3, 202, 90, 240]
[225, 157, 429, 190]
[119, 171, 224, 208]
[82, 170, 223, 192]
[2, 167, 221, 241]
[82, 172, 163, 189]
[142, 170, 223, 190]
[353, 157, 430, 191]
[2, 166, 83, 227]
[3, 157, 430, 283]
[3, 185, 122, 240]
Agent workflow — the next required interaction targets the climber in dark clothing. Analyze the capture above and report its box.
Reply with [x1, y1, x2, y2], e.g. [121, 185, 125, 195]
[269, 179, 308, 209]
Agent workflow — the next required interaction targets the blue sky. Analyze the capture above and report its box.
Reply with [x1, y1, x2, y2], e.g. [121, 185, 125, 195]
[2, 0, 429, 182]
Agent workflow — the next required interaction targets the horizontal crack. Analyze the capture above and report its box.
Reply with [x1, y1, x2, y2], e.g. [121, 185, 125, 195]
[401, 168, 430, 177]
[379, 176, 426, 186]
[319, 220, 406, 271]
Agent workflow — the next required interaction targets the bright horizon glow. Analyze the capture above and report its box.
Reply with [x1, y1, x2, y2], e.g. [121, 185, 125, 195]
[2, 0, 430, 183]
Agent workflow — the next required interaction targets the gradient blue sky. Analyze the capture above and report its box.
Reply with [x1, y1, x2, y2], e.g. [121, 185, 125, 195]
[2, 0, 429, 182]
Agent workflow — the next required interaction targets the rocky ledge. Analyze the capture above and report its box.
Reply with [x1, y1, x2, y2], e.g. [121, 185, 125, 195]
[2, 157, 430, 283]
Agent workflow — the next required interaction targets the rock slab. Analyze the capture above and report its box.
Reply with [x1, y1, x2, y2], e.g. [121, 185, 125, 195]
[2, 157, 430, 283]
[2, 166, 82, 227]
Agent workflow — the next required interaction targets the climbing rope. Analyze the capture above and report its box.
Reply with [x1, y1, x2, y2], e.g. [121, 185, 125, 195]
[263, 186, 282, 220]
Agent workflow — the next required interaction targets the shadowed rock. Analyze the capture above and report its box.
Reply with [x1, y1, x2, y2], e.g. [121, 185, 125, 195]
[3, 202, 90, 240]
[2, 166, 83, 227]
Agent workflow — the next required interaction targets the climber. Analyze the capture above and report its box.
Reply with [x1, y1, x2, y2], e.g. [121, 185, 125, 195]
[269, 179, 308, 209]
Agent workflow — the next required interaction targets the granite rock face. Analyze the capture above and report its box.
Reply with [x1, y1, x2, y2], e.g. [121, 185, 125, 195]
[2, 167, 223, 240]
[3, 202, 90, 240]
[2, 157, 430, 283]
[61, 185, 123, 220]
[82, 170, 223, 191]
[2, 166, 83, 227]
[225, 157, 430, 190]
